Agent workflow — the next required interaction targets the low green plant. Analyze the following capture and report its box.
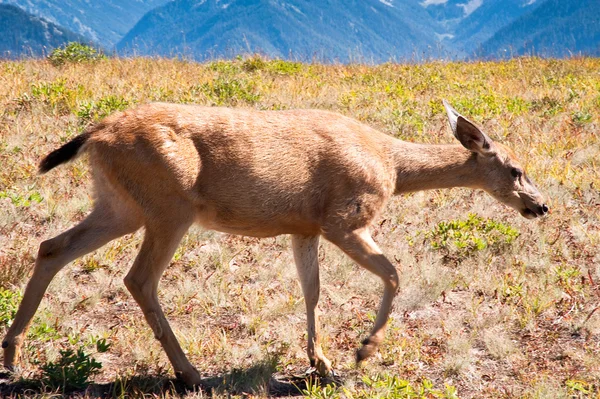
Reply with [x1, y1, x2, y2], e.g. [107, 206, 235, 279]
[505, 96, 530, 115]
[267, 59, 303, 75]
[200, 77, 261, 105]
[356, 374, 458, 399]
[530, 96, 564, 116]
[565, 378, 599, 397]
[0, 188, 43, 208]
[242, 55, 268, 72]
[48, 42, 106, 67]
[77, 95, 130, 124]
[0, 288, 22, 327]
[302, 376, 338, 399]
[38, 347, 103, 392]
[208, 59, 241, 74]
[28, 321, 60, 342]
[28, 78, 89, 114]
[572, 110, 593, 126]
[95, 338, 111, 353]
[302, 374, 458, 399]
[423, 213, 519, 259]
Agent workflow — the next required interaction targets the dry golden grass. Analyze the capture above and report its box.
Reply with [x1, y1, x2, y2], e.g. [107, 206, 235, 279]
[0, 56, 599, 398]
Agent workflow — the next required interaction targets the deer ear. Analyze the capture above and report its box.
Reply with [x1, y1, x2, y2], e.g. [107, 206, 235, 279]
[442, 99, 495, 156]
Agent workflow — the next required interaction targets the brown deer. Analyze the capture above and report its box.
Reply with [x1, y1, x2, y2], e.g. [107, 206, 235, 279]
[2, 100, 548, 385]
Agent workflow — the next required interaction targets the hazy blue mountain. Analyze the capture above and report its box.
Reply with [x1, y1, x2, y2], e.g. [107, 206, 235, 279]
[0, 0, 170, 47]
[476, 0, 600, 59]
[2, 0, 597, 63]
[0, 4, 89, 58]
[420, 0, 541, 56]
[421, 0, 465, 24]
[117, 0, 446, 63]
[452, 0, 540, 53]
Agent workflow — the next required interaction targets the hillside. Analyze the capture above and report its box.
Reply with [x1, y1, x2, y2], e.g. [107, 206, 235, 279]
[451, 0, 540, 55]
[0, 0, 170, 47]
[0, 56, 599, 398]
[476, 0, 600, 58]
[422, 0, 541, 56]
[0, 4, 89, 59]
[117, 0, 445, 62]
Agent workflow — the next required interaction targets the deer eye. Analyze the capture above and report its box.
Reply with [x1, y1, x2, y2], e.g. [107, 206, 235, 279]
[511, 168, 522, 179]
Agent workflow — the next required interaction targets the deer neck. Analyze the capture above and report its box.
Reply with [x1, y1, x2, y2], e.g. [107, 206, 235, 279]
[391, 141, 482, 194]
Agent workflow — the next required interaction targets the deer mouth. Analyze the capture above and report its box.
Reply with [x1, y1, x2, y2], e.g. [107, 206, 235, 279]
[520, 204, 549, 219]
[521, 208, 539, 219]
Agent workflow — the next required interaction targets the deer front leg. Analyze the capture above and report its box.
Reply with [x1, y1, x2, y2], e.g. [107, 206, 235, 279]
[324, 228, 399, 363]
[3, 204, 140, 370]
[291, 234, 332, 376]
[123, 221, 201, 387]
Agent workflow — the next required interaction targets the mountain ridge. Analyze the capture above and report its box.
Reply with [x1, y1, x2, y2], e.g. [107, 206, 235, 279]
[117, 0, 448, 63]
[0, 4, 89, 59]
[476, 0, 600, 59]
[1, 0, 598, 62]
[0, 0, 170, 47]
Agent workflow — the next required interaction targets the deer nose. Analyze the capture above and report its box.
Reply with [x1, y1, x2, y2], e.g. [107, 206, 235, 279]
[539, 204, 549, 215]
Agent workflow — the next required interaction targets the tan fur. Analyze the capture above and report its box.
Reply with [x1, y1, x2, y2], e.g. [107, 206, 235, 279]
[3, 102, 547, 385]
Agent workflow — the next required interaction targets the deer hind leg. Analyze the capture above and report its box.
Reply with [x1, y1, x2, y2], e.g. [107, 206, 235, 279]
[3, 201, 142, 370]
[324, 228, 399, 363]
[123, 217, 201, 387]
[291, 234, 332, 376]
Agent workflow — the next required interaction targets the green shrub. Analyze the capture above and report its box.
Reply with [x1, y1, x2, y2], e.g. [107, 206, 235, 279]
[423, 213, 519, 259]
[207, 59, 241, 74]
[77, 95, 130, 124]
[242, 56, 302, 75]
[27, 78, 89, 114]
[200, 77, 261, 105]
[48, 42, 106, 67]
[38, 347, 102, 392]
[242, 56, 268, 72]
[267, 59, 303, 75]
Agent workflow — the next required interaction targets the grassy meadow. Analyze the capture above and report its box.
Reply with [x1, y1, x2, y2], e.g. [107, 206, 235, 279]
[0, 55, 599, 398]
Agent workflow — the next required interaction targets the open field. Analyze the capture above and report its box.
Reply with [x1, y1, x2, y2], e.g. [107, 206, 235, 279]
[0, 56, 599, 398]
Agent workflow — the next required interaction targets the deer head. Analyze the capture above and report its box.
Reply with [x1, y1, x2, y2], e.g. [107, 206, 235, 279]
[443, 100, 549, 219]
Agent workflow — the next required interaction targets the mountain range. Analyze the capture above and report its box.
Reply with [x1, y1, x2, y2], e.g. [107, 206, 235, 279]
[0, 0, 169, 47]
[0, 4, 88, 58]
[1, 0, 599, 62]
[425, 0, 542, 56]
[476, 0, 600, 59]
[117, 0, 445, 62]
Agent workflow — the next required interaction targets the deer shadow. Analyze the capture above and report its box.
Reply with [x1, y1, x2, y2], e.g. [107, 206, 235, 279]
[0, 361, 343, 398]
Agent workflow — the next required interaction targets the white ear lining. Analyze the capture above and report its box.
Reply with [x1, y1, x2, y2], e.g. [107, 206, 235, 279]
[443, 100, 495, 155]
[442, 99, 459, 135]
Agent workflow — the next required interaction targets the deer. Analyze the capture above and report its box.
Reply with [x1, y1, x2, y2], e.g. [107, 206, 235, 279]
[2, 100, 548, 386]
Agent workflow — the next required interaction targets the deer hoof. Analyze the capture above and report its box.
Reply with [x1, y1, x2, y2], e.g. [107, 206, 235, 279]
[2, 342, 21, 370]
[356, 337, 378, 363]
[175, 367, 202, 387]
[313, 357, 333, 377]
[2, 364, 19, 375]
